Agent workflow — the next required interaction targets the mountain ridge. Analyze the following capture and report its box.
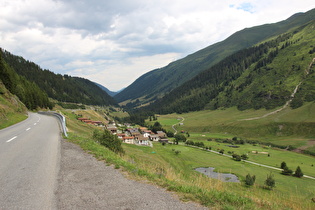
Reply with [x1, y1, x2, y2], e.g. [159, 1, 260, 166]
[114, 8, 315, 107]
[142, 19, 315, 114]
[1, 49, 117, 106]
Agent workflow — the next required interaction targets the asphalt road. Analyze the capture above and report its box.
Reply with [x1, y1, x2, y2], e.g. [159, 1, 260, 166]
[0, 114, 206, 210]
[0, 113, 60, 209]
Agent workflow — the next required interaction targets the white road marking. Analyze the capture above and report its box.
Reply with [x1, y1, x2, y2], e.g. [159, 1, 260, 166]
[6, 136, 17, 143]
[26, 128, 31, 131]
[37, 115, 41, 123]
[34, 123, 37, 125]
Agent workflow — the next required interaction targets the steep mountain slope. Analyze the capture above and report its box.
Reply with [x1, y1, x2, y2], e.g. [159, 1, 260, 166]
[1, 49, 117, 106]
[0, 81, 28, 129]
[115, 8, 315, 106]
[144, 20, 315, 114]
[0, 52, 52, 109]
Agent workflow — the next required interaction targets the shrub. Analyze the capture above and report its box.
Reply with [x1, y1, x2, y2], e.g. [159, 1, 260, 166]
[185, 140, 194, 145]
[265, 173, 275, 189]
[174, 150, 181, 155]
[232, 154, 241, 161]
[241, 154, 248, 160]
[195, 142, 205, 147]
[92, 129, 124, 155]
[245, 174, 256, 186]
[281, 166, 293, 175]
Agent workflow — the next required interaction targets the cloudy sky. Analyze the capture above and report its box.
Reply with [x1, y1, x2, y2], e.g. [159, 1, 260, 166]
[0, 0, 314, 91]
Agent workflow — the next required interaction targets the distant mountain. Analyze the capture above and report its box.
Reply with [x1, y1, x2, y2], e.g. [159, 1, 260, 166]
[143, 19, 315, 114]
[94, 82, 122, 97]
[1, 49, 117, 106]
[115, 8, 315, 108]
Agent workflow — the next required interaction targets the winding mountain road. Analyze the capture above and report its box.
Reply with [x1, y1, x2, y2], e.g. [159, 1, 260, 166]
[0, 114, 206, 209]
[0, 113, 60, 209]
[172, 117, 185, 135]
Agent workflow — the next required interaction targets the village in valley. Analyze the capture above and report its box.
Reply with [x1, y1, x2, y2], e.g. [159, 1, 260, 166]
[77, 116, 169, 147]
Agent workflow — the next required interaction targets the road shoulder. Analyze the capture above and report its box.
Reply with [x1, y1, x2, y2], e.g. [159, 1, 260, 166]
[56, 139, 207, 209]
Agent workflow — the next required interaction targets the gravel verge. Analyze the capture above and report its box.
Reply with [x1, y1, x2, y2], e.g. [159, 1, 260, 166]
[56, 139, 208, 210]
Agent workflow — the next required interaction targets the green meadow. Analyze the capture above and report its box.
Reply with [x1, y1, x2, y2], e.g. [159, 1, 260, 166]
[153, 102, 315, 149]
[123, 142, 315, 209]
[59, 105, 315, 209]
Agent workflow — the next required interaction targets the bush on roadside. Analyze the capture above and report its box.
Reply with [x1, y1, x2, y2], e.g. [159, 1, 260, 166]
[93, 129, 125, 155]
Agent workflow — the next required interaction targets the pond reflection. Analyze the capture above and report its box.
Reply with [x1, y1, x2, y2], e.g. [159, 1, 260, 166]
[195, 167, 240, 183]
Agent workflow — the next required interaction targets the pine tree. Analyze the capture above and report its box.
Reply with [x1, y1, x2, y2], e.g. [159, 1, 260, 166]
[293, 166, 303, 178]
[280, 161, 287, 169]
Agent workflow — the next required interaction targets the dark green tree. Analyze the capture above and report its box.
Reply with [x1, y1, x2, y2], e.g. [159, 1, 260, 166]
[293, 166, 303, 178]
[281, 166, 293, 175]
[244, 173, 256, 186]
[280, 161, 287, 169]
[166, 131, 174, 137]
[174, 134, 187, 142]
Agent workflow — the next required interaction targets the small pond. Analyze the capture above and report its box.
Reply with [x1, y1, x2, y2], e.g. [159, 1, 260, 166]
[195, 167, 240, 183]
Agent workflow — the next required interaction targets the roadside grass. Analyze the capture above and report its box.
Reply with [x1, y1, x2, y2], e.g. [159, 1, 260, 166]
[0, 88, 28, 129]
[123, 142, 315, 209]
[0, 112, 27, 129]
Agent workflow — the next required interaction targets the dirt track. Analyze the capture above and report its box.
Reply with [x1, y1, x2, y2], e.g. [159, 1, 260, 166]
[56, 139, 207, 210]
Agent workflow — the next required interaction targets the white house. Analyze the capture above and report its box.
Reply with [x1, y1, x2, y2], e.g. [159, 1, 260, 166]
[123, 136, 135, 144]
[149, 134, 160, 142]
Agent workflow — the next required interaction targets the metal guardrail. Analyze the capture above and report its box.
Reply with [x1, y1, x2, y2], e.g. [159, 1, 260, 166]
[38, 111, 68, 137]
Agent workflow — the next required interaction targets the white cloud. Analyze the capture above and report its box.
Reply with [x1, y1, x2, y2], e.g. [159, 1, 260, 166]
[0, 0, 314, 91]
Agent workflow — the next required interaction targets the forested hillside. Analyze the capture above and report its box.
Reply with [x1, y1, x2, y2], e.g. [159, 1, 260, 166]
[115, 8, 315, 107]
[1, 49, 117, 106]
[144, 20, 315, 114]
[0, 52, 52, 109]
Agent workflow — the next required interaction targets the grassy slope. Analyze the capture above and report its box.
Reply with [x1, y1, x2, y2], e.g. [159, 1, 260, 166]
[154, 102, 315, 148]
[61, 107, 315, 209]
[0, 81, 27, 129]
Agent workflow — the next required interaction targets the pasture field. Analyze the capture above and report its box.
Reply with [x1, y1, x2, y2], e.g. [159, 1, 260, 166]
[187, 135, 315, 177]
[153, 102, 315, 148]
